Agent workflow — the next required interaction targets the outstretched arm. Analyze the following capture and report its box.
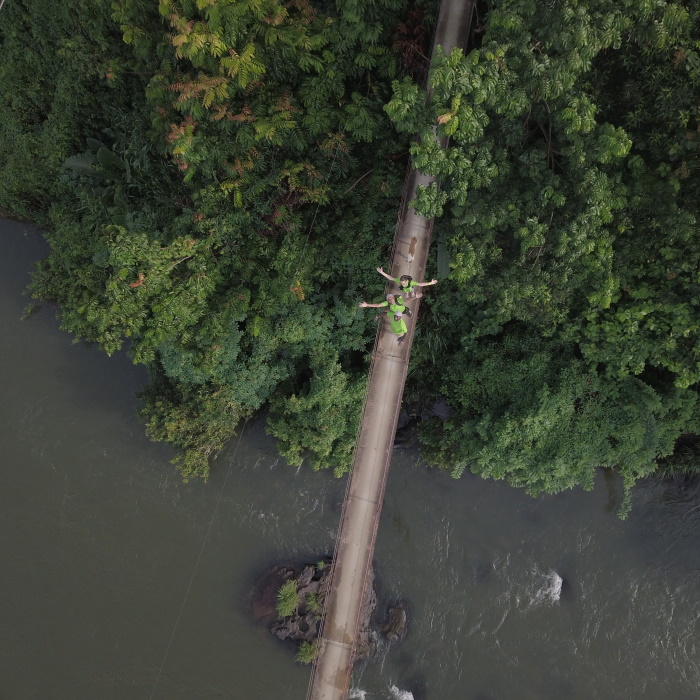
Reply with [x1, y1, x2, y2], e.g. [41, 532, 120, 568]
[417, 279, 438, 287]
[376, 267, 393, 281]
[359, 301, 386, 308]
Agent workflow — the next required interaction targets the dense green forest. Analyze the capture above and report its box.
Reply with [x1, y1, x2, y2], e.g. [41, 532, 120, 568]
[2, 0, 699, 514]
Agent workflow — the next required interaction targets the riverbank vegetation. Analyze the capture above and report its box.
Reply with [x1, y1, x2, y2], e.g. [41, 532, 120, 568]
[2, 0, 699, 514]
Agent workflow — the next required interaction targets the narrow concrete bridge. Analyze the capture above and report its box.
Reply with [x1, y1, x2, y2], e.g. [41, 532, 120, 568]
[307, 3, 474, 699]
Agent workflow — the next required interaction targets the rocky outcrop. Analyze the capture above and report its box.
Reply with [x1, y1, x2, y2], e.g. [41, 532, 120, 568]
[381, 601, 408, 641]
[393, 422, 418, 449]
[393, 397, 454, 449]
[250, 559, 379, 660]
[249, 564, 295, 628]
[270, 562, 326, 644]
[353, 567, 378, 660]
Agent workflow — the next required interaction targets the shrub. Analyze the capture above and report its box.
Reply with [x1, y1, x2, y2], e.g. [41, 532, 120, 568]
[296, 640, 318, 664]
[276, 579, 299, 618]
[305, 592, 322, 616]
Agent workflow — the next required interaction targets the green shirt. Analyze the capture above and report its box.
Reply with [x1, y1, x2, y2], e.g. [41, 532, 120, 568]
[389, 316, 407, 335]
[393, 277, 418, 295]
[378, 298, 405, 316]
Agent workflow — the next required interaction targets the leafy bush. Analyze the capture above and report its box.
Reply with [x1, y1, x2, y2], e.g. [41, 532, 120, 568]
[296, 640, 318, 665]
[305, 593, 322, 616]
[276, 579, 299, 619]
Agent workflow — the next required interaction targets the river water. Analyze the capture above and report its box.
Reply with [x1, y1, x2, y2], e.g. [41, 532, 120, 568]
[1, 218, 699, 700]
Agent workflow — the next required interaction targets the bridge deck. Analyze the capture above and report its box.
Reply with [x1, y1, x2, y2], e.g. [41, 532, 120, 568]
[307, 3, 473, 699]
[308, 202, 428, 700]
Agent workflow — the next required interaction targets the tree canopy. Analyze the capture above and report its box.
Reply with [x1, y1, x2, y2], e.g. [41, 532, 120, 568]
[2, 0, 700, 513]
[387, 0, 700, 513]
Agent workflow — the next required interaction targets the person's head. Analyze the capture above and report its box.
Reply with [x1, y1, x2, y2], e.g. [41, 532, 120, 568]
[386, 294, 396, 304]
[393, 312, 402, 321]
[399, 275, 412, 286]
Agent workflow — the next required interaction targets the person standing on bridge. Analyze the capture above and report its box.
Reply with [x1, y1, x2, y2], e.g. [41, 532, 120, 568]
[376, 267, 438, 298]
[390, 312, 407, 344]
[359, 293, 410, 321]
